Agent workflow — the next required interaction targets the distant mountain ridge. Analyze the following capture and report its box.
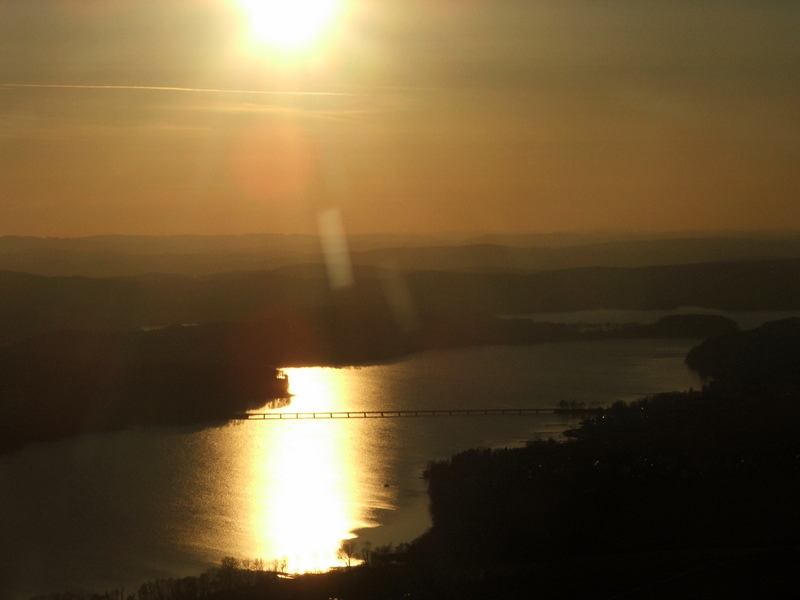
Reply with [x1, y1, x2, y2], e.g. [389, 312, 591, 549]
[351, 237, 800, 272]
[1, 233, 799, 277]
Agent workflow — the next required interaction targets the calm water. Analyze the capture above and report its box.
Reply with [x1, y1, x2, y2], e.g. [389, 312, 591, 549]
[1, 338, 708, 598]
[520, 308, 800, 330]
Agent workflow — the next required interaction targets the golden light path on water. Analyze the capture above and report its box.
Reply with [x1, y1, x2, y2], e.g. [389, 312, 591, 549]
[241, 368, 373, 573]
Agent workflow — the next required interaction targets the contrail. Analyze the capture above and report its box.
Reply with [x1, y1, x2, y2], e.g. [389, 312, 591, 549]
[0, 83, 361, 96]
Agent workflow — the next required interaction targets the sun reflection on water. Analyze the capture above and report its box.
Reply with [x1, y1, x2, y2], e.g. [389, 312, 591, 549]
[245, 367, 367, 573]
[282, 367, 352, 411]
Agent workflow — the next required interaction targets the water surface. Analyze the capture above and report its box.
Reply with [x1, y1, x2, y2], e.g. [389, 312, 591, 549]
[1, 338, 704, 598]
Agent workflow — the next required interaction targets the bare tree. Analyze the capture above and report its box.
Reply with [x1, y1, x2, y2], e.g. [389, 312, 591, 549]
[337, 539, 358, 568]
[360, 541, 373, 567]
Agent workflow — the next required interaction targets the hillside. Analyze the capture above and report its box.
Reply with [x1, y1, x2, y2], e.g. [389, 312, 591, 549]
[0, 259, 798, 344]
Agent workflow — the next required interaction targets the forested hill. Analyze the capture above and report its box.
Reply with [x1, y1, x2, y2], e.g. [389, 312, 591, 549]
[0, 323, 289, 453]
[0, 259, 798, 344]
[686, 317, 800, 390]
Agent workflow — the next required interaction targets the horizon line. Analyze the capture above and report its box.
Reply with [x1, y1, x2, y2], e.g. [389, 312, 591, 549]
[0, 229, 799, 241]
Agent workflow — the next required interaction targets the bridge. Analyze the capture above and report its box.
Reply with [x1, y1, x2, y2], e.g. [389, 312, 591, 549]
[235, 407, 597, 420]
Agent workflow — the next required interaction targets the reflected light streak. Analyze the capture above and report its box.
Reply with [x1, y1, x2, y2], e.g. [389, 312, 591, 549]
[246, 367, 366, 572]
[283, 367, 353, 412]
[318, 208, 354, 290]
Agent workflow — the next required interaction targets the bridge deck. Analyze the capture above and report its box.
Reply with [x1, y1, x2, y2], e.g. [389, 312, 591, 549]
[235, 408, 596, 420]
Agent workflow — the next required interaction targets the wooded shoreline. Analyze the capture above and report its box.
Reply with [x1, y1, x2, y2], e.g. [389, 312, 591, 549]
[0, 313, 736, 454]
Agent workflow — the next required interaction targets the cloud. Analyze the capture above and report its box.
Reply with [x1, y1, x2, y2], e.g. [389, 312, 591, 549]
[0, 83, 360, 96]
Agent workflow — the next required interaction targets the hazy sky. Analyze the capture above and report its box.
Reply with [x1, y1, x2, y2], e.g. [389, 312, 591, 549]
[1, 0, 798, 237]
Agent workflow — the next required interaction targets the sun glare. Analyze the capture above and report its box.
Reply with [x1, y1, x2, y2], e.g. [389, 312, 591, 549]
[238, 0, 340, 50]
[245, 368, 369, 572]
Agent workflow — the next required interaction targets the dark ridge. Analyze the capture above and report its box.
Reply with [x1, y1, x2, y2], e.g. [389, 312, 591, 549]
[686, 317, 800, 389]
[0, 260, 798, 344]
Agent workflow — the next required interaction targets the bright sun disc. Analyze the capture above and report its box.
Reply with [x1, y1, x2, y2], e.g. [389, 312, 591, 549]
[239, 0, 340, 49]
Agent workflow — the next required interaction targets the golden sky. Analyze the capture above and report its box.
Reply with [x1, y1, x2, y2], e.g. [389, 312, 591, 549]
[1, 0, 798, 236]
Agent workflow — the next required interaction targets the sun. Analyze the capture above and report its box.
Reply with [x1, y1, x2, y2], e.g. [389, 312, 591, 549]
[238, 0, 340, 50]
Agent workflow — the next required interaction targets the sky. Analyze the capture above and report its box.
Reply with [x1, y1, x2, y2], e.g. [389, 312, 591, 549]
[1, 0, 798, 237]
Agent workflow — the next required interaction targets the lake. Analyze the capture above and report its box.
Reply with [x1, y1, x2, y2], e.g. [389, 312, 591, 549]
[0, 332, 735, 599]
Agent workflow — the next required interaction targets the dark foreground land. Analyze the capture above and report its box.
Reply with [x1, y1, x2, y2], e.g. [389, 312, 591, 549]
[34, 545, 800, 600]
[31, 318, 800, 599]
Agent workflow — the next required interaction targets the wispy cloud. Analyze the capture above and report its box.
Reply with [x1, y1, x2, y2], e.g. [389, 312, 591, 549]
[0, 83, 362, 97]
